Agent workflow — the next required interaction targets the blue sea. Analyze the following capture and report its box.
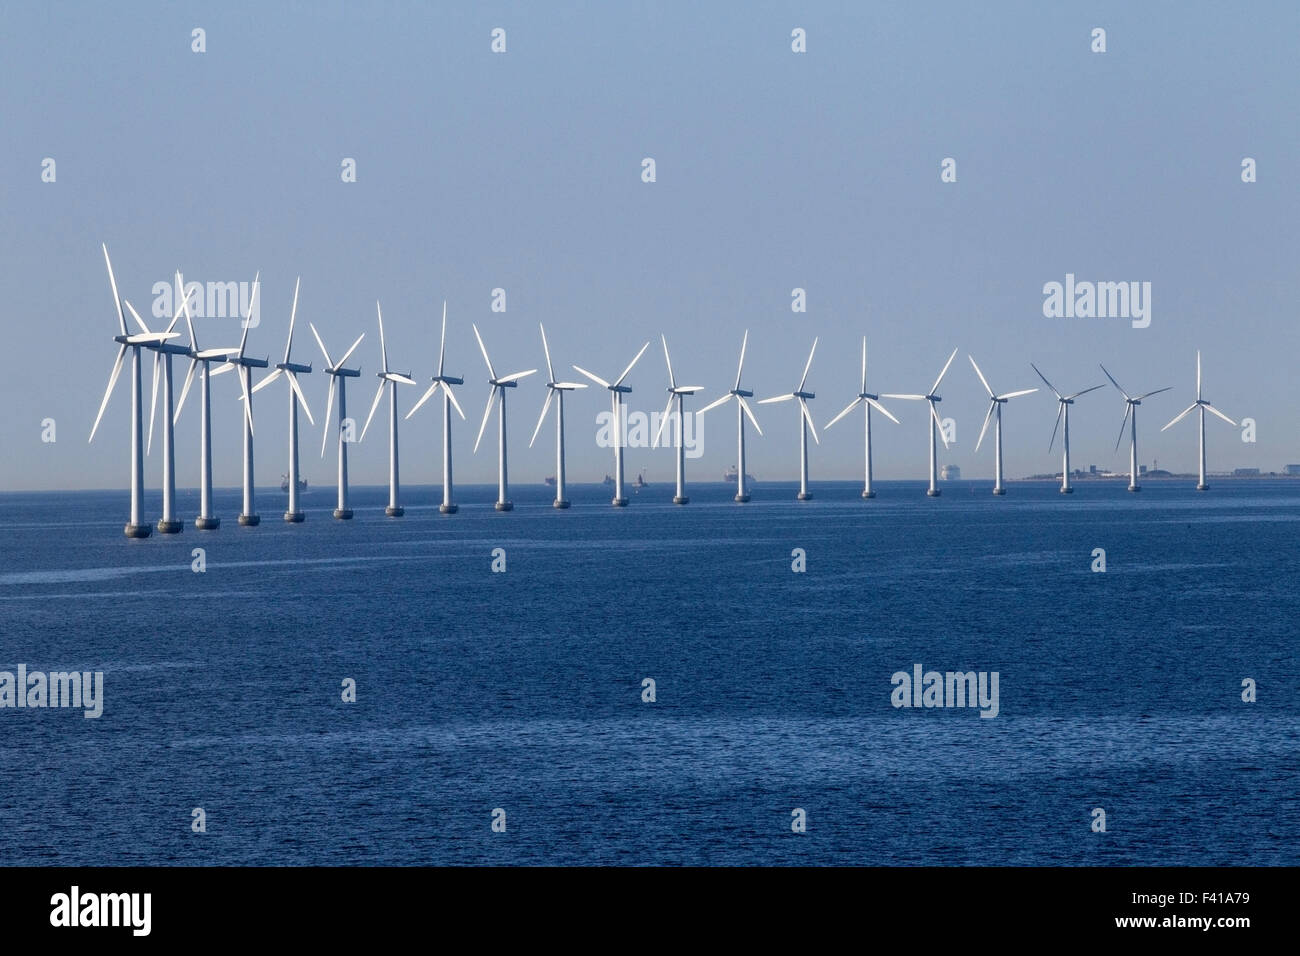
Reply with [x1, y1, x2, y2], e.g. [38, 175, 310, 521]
[0, 479, 1295, 865]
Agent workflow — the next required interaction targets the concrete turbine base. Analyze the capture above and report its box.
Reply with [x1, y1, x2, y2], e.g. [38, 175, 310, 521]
[797, 492, 813, 501]
[194, 516, 221, 530]
[673, 496, 689, 505]
[862, 490, 876, 499]
[992, 488, 1006, 496]
[283, 511, 305, 523]
[238, 514, 260, 526]
[385, 506, 404, 517]
[156, 520, 183, 534]
[1060, 487, 1074, 494]
[1196, 484, 1209, 491]
[333, 509, 354, 520]
[553, 500, 571, 509]
[734, 494, 751, 503]
[495, 501, 514, 512]
[926, 489, 942, 497]
[612, 497, 629, 507]
[439, 503, 458, 514]
[124, 523, 152, 539]
[1128, 485, 1141, 492]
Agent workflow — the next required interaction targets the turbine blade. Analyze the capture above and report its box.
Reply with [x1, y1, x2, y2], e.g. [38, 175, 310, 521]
[176, 271, 198, 351]
[209, 361, 235, 377]
[931, 401, 950, 449]
[1099, 364, 1130, 400]
[975, 400, 996, 452]
[147, 348, 160, 455]
[437, 301, 448, 377]
[361, 379, 387, 441]
[1196, 350, 1202, 401]
[376, 302, 388, 372]
[661, 334, 676, 390]
[174, 358, 198, 423]
[882, 393, 925, 401]
[1161, 403, 1199, 431]
[288, 371, 314, 425]
[540, 323, 555, 382]
[614, 341, 650, 388]
[697, 393, 732, 416]
[406, 381, 439, 419]
[1064, 384, 1105, 400]
[1030, 362, 1061, 399]
[102, 244, 127, 335]
[865, 396, 899, 424]
[653, 393, 675, 448]
[445, 383, 466, 420]
[285, 277, 301, 363]
[968, 354, 994, 397]
[1048, 404, 1063, 452]
[497, 369, 536, 384]
[1115, 404, 1132, 453]
[734, 330, 748, 391]
[757, 393, 794, 404]
[238, 364, 254, 437]
[90, 344, 128, 441]
[252, 367, 282, 394]
[572, 365, 610, 389]
[1205, 404, 1236, 427]
[825, 397, 862, 430]
[999, 388, 1037, 400]
[237, 274, 258, 359]
[931, 347, 958, 394]
[738, 395, 763, 436]
[472, 324, 496, 381]
[310, 322, 333, 369]
[1135, 386, 1171, 401]
[124, 299, 152, 336]
[474, 386, 498, 453]
[800, 398, 820, 444]
[335, 332, 365, 371]
[797, 338, 818, 392]
[321, 377, 336, 457]
[860, 337, 868, 393]
[529, 388, 555, 447]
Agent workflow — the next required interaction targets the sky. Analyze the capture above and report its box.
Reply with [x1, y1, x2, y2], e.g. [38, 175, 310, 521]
[2, 1, 1297, 491]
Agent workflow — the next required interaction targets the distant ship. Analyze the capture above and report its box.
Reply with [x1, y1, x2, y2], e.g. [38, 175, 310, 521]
[544, 476, 556, 486]
[281, 474, 308, 492]
[633, 473, 648, 490]
[940, 464, 961, 480]
[602, 474, 615, 485]
[724, 465, 757, 483]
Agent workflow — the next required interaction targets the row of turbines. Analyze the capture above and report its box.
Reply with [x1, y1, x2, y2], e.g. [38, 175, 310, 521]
[90, 247, 1237, 537]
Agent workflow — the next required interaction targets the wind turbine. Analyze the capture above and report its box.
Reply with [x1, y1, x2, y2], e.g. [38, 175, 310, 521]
[968, 355, 1037, 495]
[1030, 364, 1104, 494]
[173, 272, 243, 530]
[653, 335, 704, 505]
[251, 278, 314, 522]
[133, 273, 193, 533]
[1100, 364, 1170, 492]
[213, 275, 267, 524]
[573, 341, 650, 506]
[90, 245, 182, 538]
[361, 302, 417, 516]
[406, 302, 466, 514]
[698, 330, 762, 502]
[529, 323, 587, 508]
[759, 338, 819, 501]
[883, 347, 958, 497]
[825, 337, 898, 498]
[1161, 351, 1236, 491]
[311, 323, 365, 519]
[473, 324, 536, 511]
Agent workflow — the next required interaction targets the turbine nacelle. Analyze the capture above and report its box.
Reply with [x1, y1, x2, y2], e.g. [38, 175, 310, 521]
[277, 360, 313, 374]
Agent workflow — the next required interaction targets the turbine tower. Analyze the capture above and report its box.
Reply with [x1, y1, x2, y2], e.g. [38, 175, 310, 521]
[173, 273, 242, 530]
[361, 302, 417, 516]
[1100, 364, 1171, 492]
[825, 337, 899, 498]
[573, 341, 650, 506]
[133, 276, 192, 533]
[472, 324, 536, 511]
[883, 347, 958, 497]
[1031, 364, 1103, 494]
[969, 355, 1037, 495]
[698, 330, 762, 502]
[406, 302, 466, 514]
[251, 278, 314, 522]
[759, 338, 819, 501]
[654, 335, 704, 505]
[529, 323, 587, 509]
[213, 275, 267, 525]
[311, 323, 365, 519]
[90, 245, 182, 538]
[1161, 351, 1236, 491]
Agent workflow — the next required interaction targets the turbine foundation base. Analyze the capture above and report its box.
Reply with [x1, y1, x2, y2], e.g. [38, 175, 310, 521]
[155, 519, 183, 534]
[862, 490, 876, 499]
[992, 488, 1006, 496]
[553, 500, 570, 509]
[124, 523, 152, 539]
[194, 516, 220, 530]
[734, 494, 750, 503]
[1196, 484, 1209, 492]
[283, 511, 305, 523]
[439, 503, 458, 514]
[385, 506, 404, 517]
[612, 497, 629, 507]
[1060, 486, 1074, 494]
[926, 489, 941, 497]
[237, 514, 260, 526]
[333, 509, 353, 520]
[796, 492, 813, 501]
[1128, 485, 1141, 493]
[495, 501, 514, 512]
[673, 496, 689, 505]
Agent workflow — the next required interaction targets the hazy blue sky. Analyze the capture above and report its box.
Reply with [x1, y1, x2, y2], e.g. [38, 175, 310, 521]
[3, 1, 1296, 490]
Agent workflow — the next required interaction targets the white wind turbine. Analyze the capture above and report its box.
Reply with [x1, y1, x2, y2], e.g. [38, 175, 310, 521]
[1161, 351, 1236, 491]
[883, 347, 958, 497]
[529, 323, 587, 509]
[968, 355, 1037, 495]
[473, 323, 536, 511]
[653, 335, 704, 505]
[133, 275, 193, 534]
[214, 275, 267, 525]
[825, 337, 898, 499]
[311, 323, 365, 519]
[759, 338, 819, 501]
[90, 245, 183, 538]
[173, 272, 244, 530]
[361, 302, 417, 516]
[698, 330, 762, 502]
[1100, 364, 1171, 492]
[1030, 364, 1104, 494]
[573, 341, 651, 507]
[250, 278, 314, 522]
[406, 302, 466, 514]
